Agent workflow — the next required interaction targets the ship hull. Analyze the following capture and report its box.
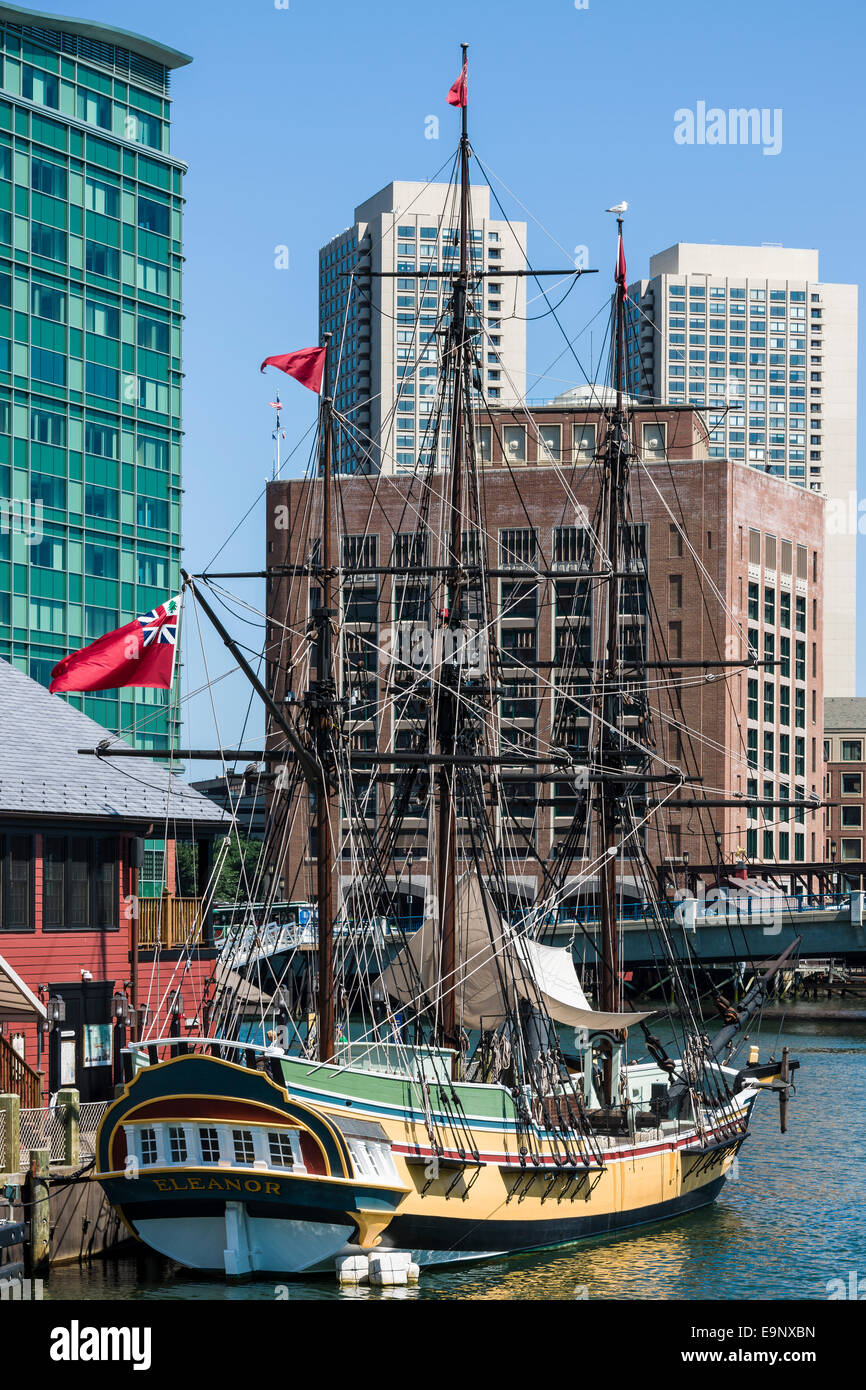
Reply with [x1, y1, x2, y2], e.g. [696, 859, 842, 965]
[94, 1050, 752, 1276]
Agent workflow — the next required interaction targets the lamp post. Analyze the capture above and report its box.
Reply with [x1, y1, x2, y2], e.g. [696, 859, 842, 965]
[112, 989, 131, 1084]
[714, 830, 723, 889]
[682, 849, 690, 896]
[169, 992, 184, 1040]
[830, 839, 838, 892]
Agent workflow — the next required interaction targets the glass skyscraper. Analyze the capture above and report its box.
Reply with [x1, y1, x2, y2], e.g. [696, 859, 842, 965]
[0, 6, 190, 756]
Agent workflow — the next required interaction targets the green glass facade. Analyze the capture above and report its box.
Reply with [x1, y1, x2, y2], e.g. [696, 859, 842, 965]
[0, 12, 188, 759]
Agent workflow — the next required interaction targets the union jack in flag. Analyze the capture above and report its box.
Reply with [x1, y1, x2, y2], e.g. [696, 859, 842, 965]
[138, 596, 180, 648]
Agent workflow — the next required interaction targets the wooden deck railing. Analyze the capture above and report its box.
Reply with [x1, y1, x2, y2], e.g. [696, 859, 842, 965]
[0, 1032, 42, 1107]
[139, 897, 206, 949]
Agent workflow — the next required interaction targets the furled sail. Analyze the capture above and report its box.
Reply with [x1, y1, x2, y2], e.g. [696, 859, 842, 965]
[380, 873, 652, 1031]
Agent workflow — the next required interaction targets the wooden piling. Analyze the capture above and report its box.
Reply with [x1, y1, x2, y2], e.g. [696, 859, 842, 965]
[0, 1092, 19, 1173]
[57, 1087, 80, 1167]
[23, 1147, 49, 1278]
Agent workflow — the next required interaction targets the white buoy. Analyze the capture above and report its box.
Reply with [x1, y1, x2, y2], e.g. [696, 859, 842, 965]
[369, 1251, 413, 1287]
[336, 1254, 370, 1285]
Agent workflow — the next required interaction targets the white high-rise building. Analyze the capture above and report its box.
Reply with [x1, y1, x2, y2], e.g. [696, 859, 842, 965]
[318, 181, 526, 476]
[624, 243, 857, 696]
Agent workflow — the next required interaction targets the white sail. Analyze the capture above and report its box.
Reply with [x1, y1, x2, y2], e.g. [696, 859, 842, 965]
[380, 873, 652, 1032]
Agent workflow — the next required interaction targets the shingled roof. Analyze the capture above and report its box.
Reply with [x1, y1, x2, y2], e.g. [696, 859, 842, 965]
[0, 659, 229, 832]
[824, 697, 866, 734]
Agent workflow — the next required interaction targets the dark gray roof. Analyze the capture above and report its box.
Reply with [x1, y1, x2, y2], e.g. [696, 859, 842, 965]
[824, 697, 866, 734]
[0, 659, 229, 830]
[0, 4, 192, 69]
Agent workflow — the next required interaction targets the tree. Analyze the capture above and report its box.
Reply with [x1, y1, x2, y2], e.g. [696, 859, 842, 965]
[175, 835, 264, 902]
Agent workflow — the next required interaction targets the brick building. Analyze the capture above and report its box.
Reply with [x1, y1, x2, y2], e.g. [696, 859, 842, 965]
[0, 659, 227, 1102]
[823, 697, 866, 886]
[265, 403, 825, 912]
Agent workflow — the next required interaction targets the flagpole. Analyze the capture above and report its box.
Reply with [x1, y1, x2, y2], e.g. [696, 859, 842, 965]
[272, 393, 282, 482]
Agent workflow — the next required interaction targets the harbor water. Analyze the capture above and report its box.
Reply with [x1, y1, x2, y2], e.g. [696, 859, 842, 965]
[43, 1006, 866, 1301]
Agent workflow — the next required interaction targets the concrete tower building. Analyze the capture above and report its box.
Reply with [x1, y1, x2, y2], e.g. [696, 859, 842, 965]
[318, 180, 526, 475]
[624, 242, 857, 696]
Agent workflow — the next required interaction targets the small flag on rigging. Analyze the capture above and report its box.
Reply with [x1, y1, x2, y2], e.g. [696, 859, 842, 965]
[261, 346, 327, 394]
[447, 60, 467, 108]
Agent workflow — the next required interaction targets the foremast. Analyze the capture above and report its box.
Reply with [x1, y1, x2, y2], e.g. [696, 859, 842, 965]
[436, 43, 473, 1059]
[311, 333, 339, 1063]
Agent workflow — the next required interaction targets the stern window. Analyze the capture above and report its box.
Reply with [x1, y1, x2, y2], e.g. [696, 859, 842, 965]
[168, 1126, 188, 1163]
[199, 1127, 220, 1163]
[232, 1129, 255, 1165]
[267, 1132, 296, 1168]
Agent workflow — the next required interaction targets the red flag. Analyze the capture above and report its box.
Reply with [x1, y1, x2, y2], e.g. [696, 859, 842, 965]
[447, 61, 467, 108]
[49, 596, 180, 693]
[615, 234, 628, 300]
[260, 346, 327, 394]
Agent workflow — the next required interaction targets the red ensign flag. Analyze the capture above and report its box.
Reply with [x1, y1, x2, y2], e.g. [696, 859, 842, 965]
[616, 235, 628, 299]
[447, 61, 467, 108]
[49, 596, 181, 693]
[260, 346, 327, 394]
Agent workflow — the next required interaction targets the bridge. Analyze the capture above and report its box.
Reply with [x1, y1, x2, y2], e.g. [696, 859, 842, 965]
[214, 891, 866, 986]
[546, 892, 866, 967]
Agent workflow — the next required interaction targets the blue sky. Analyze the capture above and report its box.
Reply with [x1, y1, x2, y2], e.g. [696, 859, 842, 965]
[45, 0, 865, 759]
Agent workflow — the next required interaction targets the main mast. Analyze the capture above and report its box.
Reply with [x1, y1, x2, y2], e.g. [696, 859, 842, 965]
[436, 42, 471, 1057]
[597, 217, 630, 1065]
[314, 333, 338, 1062]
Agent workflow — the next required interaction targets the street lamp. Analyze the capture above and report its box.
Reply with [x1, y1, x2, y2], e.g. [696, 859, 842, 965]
[48, 995, 66, 1027]
[169, 992, 184, 1040]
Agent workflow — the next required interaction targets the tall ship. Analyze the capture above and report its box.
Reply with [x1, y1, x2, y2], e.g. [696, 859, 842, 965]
[93, 51, 801, 1277]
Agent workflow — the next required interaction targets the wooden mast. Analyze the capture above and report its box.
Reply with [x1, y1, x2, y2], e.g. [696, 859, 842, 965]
[315, 333, 338, 1063]
[437, 42, 470, 1058]
[598, 218, 629, 1080]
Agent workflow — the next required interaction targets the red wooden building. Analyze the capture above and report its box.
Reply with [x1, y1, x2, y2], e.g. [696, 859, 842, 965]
[0, 659, 229, 1103]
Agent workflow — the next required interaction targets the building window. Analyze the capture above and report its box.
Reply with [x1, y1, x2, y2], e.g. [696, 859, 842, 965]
[841, 773, 862, 796]
[537, 423, 561, 462]
[573, 424, 596, 460]
[476, 425, 492, 462]
[503, 425, 526, 462]
[841, 740, 863, 762]
[642, 423, 666, 460]
[232, 1130, 256, 1165]
[841, 839, 862, 862]
[499, 528, 537, 567]
[41, 836, 117, 930]
[0, 834, 34, 931]
[841, 806, 862, 829]
[85, 242, 119, 278]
